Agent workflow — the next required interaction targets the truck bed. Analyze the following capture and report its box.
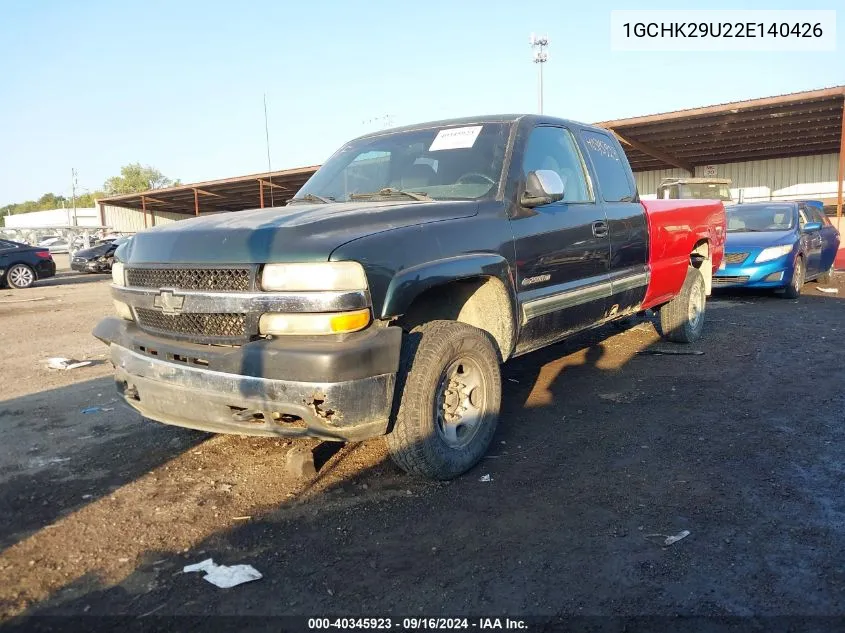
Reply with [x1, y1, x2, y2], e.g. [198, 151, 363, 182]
[641, 199, 726, 309]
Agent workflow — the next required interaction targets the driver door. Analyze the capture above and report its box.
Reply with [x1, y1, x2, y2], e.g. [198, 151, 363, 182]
[510, 125, 611, 355]
[798, 204, 823, 274]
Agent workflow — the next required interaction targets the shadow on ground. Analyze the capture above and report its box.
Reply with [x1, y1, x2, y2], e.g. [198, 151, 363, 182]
[4, 291, 845, 619]
[37, 272, 111, 288]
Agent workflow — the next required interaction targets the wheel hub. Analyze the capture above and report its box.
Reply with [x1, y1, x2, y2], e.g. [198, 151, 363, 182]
[10, 266, 33, 287]
[436, 359, 486, 448]
[688, 281, 703, 329]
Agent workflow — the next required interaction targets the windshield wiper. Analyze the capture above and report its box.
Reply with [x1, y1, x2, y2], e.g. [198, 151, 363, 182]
[349, 188, 431, 202]
[287, 193, 334, 205]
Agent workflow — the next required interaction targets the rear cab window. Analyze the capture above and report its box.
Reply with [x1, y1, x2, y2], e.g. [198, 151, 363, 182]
[579, 130, 637, 202]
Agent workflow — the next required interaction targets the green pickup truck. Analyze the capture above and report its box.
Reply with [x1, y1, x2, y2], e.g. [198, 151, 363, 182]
[95, 114, 725, 479]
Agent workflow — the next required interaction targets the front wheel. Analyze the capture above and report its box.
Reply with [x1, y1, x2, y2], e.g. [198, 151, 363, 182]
[783, 256, 805, 299]
[6, 264, 35, 289]
[386, 321, 501, 480]
[658, 266, 706, 343]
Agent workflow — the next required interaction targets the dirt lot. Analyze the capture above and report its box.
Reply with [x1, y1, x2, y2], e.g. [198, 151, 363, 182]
[1, 256, 844, 625]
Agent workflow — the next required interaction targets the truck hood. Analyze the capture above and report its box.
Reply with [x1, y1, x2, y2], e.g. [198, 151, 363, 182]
[725, 229, 796, 251]
[121, 200, 478, 264]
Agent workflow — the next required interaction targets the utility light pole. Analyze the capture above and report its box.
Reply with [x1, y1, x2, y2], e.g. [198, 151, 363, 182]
[530, 33, 549, 114]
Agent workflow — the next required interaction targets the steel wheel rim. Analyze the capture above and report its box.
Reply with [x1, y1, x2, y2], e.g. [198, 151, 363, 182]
[793, 260, 804, 292]
[435, 356, 487, 449]
[9, 265, 33, 287]
[688, 279, 704, 331]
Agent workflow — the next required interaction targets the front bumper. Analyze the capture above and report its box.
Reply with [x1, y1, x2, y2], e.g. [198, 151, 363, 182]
[713, 255, 794, 289]
[71, 259, 105, 273]
[93, 318, 402, 441]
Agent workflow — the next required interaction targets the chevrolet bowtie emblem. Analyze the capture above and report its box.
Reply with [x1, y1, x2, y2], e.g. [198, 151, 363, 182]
[153, 290, 186, 315]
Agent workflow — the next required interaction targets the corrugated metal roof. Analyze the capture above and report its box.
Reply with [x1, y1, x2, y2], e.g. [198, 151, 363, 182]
[596, 86, 845, 172]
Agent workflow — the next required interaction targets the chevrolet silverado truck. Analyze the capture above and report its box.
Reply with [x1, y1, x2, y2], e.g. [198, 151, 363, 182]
[94, 115, 725, 480]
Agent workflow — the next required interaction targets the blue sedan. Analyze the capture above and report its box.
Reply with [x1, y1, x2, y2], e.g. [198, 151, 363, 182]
[714, 201, 840, 298]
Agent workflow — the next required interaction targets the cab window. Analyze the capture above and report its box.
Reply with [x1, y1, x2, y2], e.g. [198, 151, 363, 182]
[580, 130, 636, 202]
[521, 127, 592, 203]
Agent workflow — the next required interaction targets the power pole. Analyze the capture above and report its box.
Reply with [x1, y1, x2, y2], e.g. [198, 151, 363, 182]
[70, 168, 78, 227]
[530, 34, 549, 114]
[263, 93, 274, 207]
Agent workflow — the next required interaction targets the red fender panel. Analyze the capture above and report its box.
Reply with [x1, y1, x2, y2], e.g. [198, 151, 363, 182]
[641, 199, 726, 309]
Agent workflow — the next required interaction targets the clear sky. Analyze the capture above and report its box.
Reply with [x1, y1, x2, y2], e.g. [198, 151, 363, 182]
[0, 0, 842, 204]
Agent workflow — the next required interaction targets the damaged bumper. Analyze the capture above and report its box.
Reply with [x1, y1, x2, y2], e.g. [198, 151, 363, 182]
[93, 318, 402, 441]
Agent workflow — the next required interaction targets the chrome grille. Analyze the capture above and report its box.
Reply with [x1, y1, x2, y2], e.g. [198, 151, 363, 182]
[713, 275, 750, 286]
[724, 252, 749, 265]
[135, 308, 248, 339]
[126, 267, 252, 291]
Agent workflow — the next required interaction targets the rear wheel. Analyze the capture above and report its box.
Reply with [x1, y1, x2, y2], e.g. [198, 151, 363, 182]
[783, 256, 805, 299]
[386, 320, 501, 480]
[658, 266, 706, 343]
[7, 264, 35, 289]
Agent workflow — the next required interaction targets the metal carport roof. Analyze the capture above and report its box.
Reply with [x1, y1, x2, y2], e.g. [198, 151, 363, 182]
[99, 165, 319, 219]
[595, 85, 845, 174]
[98, 86, 845, 220]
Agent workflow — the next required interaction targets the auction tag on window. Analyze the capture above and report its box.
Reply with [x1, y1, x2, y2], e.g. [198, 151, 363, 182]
[429, 126, 483, 151]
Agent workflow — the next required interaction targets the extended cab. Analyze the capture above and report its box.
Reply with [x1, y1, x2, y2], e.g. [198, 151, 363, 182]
[94, 115, 725, 479]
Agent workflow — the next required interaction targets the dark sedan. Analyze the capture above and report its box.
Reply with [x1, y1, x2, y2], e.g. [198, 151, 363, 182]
[70, 237, 130, 274]
[0, 239, 57, 289]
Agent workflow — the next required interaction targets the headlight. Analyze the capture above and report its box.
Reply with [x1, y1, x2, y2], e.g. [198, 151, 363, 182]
[113, 300, 133, 321]
[261, 262, 367, 292]
[112, 262, 126, 286]
[755, 244, 793, 263]
[259, 309, 371, 335]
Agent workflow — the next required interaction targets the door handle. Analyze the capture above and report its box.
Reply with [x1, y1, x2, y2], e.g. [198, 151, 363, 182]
[592, 221, 609, 238]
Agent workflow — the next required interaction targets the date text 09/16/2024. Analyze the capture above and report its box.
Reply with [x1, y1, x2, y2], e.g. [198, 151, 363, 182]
[307, 617, 528, 630]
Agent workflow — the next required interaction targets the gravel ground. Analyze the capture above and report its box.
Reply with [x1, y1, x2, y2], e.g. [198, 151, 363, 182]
[1, 259, 844, 626]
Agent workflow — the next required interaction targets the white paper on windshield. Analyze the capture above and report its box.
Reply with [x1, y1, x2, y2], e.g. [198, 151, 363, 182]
[429, 126, 483, 151]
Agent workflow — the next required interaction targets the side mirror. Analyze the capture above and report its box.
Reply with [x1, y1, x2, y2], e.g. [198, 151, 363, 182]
[801, 221, 822, 233]
[521, 170, 565, 208]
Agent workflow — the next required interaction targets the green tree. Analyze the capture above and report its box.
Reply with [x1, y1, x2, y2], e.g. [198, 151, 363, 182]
[103, 163, 181, 195]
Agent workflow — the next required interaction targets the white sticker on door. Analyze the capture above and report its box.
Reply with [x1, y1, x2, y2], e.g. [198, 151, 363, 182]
[428, 126, 483, 151]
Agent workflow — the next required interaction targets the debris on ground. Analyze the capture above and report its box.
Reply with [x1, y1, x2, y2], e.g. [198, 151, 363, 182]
[285, 445, 317, 478]
[507, 378, 520, 383]
[817, 287, 839, 294]
[637, 349, 704, 356]
[599, 392, 633, 403]
[183, 558, 263, 588]
[0, 296, 47, 304]
[479, 474, 493, 482]
[664, 530, 691, 546]
[46, 357, 93, 370]
[80, 405, 114, 414]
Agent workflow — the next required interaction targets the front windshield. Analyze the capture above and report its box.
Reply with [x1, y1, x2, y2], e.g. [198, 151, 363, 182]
[679, 183, 733, 201]
[726, 204, 796, 232]
[293, 122, 512, 203]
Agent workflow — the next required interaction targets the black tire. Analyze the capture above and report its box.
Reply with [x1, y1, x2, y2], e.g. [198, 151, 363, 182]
[817, 265, 833, 285]
[783, 256, 805, 299]
[6, 263, 36, 289]
[385, 320, 501, 480]
[658, 266, 706, 343]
